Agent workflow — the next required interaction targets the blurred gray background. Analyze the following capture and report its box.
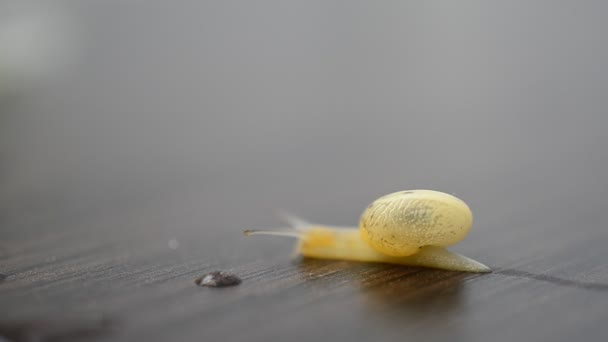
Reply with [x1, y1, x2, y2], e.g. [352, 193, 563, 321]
[2, 0, 607, 260]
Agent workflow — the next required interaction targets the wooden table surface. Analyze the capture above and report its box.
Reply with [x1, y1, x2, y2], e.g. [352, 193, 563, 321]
[2, 185, 608, 342]
[2, 1, 608, 341]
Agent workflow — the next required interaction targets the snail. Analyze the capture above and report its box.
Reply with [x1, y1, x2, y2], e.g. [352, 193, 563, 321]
[244, 190, 490, 273]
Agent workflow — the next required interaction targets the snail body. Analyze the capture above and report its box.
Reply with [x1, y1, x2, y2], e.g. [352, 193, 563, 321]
[245, 190, 490, 273]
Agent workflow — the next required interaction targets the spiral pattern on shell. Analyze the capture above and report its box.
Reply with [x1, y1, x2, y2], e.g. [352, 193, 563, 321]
[359, 190, 473, 257]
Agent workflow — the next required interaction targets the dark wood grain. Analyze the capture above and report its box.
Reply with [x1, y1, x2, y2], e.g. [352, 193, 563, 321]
[2, 188, 608, 342]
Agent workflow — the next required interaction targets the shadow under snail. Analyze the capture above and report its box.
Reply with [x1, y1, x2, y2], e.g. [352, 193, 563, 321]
[244, 190, 490, 273]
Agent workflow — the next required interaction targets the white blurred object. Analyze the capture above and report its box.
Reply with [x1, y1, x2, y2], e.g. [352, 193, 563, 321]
[0, 2, 79, 97]
[168, 239, 179, 250]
